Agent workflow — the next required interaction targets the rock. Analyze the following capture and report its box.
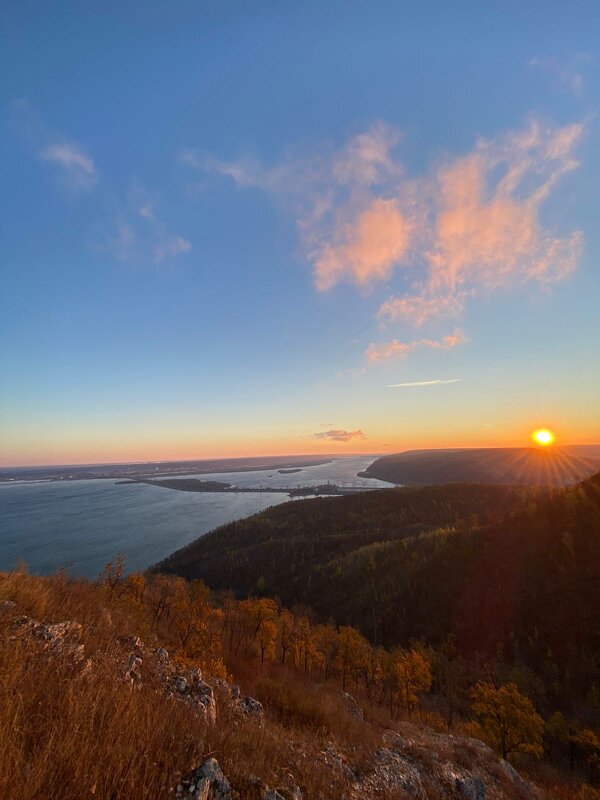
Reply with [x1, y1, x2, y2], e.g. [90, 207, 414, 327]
[167, 671, 217, 725]
[170, 675, 189, 695]
[125, 653, 143, 687]
[341, 692, 364, 722]
[353, 748, 423, 798]
[239, 695, 264, 718]
[442, 766, 486, 800]
[11, 616, 85, 661]
[190, 670, 217, 725]
[175, 757, 233, 800]
[154, 647, 169, 665]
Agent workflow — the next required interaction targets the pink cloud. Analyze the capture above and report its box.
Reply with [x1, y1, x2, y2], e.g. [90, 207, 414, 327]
[314, 198, 411, 291]
[366, 329, 466, 364]
[332, 122, 402, 186]
[378, 293, 464, 326]
[192, 117, 583, 364]
[427, 121, 583, 295]
[313, 429, 366, 442]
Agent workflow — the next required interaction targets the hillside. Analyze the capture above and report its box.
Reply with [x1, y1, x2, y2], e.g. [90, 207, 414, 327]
[157, 482, 529, 612]
[359, 446, 600, 486]
[157, 473, 600, 718]
[0, 568, 560, 800]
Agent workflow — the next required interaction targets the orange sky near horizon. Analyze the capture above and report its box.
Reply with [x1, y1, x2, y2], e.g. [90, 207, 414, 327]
[2, 423, 598, 468]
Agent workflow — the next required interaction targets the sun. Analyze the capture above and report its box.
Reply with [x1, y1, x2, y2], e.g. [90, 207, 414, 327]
[532, 428, 555, 447]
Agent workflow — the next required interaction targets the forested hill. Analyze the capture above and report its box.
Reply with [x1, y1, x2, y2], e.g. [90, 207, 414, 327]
[157, 472, 600, 710]
[359, 445, 600, 486]
[156, 482, 528, 607]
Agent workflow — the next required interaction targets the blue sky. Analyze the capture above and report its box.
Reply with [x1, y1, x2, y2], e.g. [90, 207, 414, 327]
[1, 1, 599, 465]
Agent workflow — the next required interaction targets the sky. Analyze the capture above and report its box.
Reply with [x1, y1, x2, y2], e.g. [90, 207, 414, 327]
[1, 1, 599, 466]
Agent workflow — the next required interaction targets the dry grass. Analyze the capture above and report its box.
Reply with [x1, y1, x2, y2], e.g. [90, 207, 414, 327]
[0, 571, 380, 799]
[0, 570, 594, 800]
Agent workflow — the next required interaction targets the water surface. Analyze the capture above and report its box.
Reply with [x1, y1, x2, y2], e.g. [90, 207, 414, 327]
[0, 457, 389, 577]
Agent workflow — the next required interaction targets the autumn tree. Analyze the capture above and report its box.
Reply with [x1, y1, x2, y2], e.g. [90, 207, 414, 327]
[146, 574, 178, 632]
[171, 578, 211, 654]
[100, 554, 127, 600]
[393, 648, 432, 717]
[571, 728, 600, 782]
[336, 626, 369, 692]
[257, 618, 277, 665]
[471, 682, 544, 760]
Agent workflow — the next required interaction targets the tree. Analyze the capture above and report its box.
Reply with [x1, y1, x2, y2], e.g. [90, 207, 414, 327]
[171, 578, 210, 654]
[393, 648, 432, 717]
[471, 682, 544, 760]
[257, 618, 277, 665]
[571, 728, 600, 782]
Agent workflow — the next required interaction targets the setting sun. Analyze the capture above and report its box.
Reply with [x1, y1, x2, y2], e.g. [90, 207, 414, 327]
[532, 428, 555, 446]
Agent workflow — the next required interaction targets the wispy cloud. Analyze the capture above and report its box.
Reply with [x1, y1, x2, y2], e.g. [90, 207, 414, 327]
[39, 142, 97, 192]
[12, 102, 191, 265]
[97, 183, 191, 265]
[11, 100, 98, 193]
[378, 293, 465, 326]
[387, 378, 462, 388]
[366, 329, 467, 364]
[313, 429, 366, 442]
[530, 54, 593, 97]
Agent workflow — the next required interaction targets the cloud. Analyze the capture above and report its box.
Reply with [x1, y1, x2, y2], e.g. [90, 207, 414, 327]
[187, 116, 583, 364]
[530, 54, 593, 97]
[426, 120, 583, 296]
[98, 182, 191, 264]
[314, 198, 411, 291]
[387, 378, 462, 388]
[10, 101, 98, 193]
[366, 329, 467, 364]
[39, 142, 97, 191]
[378, 293, 465, 326]
[313, 429, 366, 442]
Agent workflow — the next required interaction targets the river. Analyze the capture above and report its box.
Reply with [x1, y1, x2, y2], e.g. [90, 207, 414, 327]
[0, 456, 391, 577]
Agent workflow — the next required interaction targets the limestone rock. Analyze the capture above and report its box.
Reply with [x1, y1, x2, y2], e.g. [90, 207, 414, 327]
[175, 758, 232, 800]
[239, 695, 264, 718]
[167, 670, 217, 725]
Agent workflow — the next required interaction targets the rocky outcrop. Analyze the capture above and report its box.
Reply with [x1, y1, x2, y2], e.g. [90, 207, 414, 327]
[174, 757, 232, 800]
[167, 668, 217, 725]
[348, 727, 542, 800]
[212, 678, 264, 720]
[238, 695, 264, 718]
[10, 615, 86, 662]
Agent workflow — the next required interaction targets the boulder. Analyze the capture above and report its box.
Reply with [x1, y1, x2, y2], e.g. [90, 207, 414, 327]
[175, 758, 232, 800]
[239, 695, 264, 718]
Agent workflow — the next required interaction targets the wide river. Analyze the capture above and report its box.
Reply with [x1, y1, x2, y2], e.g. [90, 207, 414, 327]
[0, 457, 391, 577]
